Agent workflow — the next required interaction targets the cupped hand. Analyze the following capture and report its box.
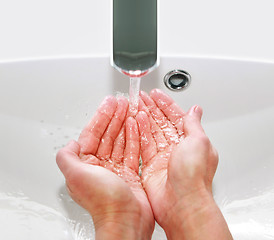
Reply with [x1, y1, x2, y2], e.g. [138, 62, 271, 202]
[136, 89, 232, 239]
[56, 96, 154, 240]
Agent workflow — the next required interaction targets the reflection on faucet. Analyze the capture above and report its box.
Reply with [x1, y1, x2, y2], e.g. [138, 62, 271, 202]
[112, 0, 158, 77]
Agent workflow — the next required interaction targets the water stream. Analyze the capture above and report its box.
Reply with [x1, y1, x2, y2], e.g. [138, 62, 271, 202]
[128, 77, 141, 116]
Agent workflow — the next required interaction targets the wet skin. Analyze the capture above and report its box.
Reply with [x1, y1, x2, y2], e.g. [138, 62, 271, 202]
[136, 89, 232, 239]
[57, 89, 233, 240]
[56, 96, 154, 240]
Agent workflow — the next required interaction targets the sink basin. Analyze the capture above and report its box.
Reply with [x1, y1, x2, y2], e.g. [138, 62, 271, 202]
[0, 56, 274, 239]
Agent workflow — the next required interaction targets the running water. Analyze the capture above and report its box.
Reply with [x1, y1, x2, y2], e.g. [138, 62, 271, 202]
[129, 77, 141, 116]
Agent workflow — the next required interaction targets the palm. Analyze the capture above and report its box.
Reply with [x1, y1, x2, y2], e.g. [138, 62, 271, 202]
[68, 157, 151, 220]
[137, 90, 185, 223]
[72, 95, 154, 227]
[77, 152, 152, 218]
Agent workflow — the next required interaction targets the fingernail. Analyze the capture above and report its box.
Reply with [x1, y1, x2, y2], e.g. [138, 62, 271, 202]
[193, 105, 203, 120]
[189, 105, 197, 115]
[194, 105, 199, 112]
[189, 105, 202, 117]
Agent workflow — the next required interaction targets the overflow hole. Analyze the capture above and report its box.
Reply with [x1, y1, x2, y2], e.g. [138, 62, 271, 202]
[164, 70, 191, 91]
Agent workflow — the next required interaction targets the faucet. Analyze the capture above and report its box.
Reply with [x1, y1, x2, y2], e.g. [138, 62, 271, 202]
[112, 0, 158, 78]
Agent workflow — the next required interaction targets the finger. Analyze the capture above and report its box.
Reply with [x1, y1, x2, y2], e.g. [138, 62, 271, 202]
[136, 111, 157, 165]
[78, 96, 117, 155]
[111, 124, 126, 164]
[183, 105, 205, 137]
[139, 99, 168, 151]
[150, 89, 185, 136]
[123, 117, 140, 173]
[96, 96, 128, 159]
[56, 140, 81, 177]
[140, 91, 179, 145]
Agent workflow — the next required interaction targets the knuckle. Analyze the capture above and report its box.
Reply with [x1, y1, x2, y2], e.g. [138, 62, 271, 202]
[198, 134, 210, 147]
[212, 147, 219, 159]
[211, 147, 219, 164]
[56, 148, 67, 163]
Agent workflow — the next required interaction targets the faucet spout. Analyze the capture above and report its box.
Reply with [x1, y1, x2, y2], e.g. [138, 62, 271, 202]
[112, 0, 158, 77]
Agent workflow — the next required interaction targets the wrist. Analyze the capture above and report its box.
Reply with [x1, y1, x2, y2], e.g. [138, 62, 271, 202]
[95, 222, 142, 240]
[93, 211, 153, 240]
[163, 188, 232, 240]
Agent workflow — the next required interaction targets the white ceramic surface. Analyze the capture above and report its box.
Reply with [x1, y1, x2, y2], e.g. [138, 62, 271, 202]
[1, 0, 274, 62]
[0, 57, 274, 239]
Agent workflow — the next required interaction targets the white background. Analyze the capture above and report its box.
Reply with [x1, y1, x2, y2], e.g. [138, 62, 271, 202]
[0, 0, 274, 62]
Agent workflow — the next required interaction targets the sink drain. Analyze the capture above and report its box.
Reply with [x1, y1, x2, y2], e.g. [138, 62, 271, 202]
[164, 69, 191, 91]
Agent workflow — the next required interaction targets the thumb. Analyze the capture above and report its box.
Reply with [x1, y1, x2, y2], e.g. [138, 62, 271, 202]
[183, 105, 205, 137]
[56, 140, 81, 177]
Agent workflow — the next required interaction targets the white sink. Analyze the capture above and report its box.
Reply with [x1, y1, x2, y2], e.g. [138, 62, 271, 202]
[0, 57, 274, 239]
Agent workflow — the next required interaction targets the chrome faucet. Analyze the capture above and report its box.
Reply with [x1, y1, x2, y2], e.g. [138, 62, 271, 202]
[112, 0, 158, 78]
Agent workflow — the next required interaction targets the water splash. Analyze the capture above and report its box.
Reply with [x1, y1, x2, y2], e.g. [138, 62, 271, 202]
[221, 188, 274, 239]
[0, 192, 74, 240]
[58, 191, 94, 240]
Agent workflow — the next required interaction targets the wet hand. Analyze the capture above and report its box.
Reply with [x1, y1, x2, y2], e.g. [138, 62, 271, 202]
[136, 89, 232, 239]
[56, 96, 154, 240]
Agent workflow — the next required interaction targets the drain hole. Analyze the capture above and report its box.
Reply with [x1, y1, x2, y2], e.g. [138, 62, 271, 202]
[164, 70, 191, 91]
